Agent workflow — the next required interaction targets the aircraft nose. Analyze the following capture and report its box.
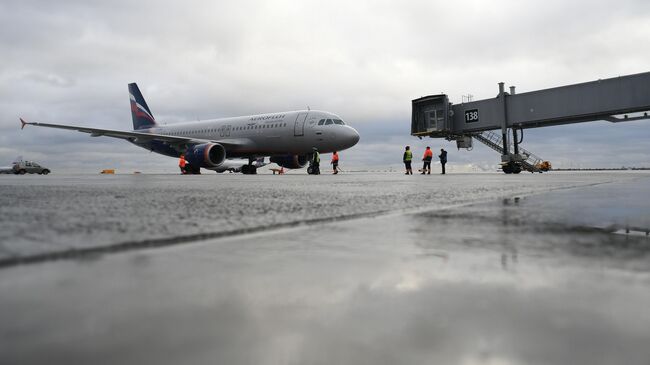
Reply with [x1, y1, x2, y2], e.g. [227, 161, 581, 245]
[346, 126, 360, 146]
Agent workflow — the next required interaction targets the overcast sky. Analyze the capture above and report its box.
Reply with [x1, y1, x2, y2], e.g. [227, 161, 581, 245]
[1, 0, 649, 172]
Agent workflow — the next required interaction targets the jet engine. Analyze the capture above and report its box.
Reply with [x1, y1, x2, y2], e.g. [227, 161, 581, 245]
[185, 143, 226, 168]
[270, 154, 309, 169]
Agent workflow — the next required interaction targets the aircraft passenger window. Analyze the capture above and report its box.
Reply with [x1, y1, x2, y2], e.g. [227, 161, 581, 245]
[325, 119, 333, 125]
[318, 119, 325, 125]
[334, 119, 344, 125]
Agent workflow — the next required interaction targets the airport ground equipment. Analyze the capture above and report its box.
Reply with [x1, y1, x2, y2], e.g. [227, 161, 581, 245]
[412, 72, 650, 173]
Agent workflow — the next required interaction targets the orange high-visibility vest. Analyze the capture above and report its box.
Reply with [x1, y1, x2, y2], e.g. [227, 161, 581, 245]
[332, 153, 339, 163]
[424, 149, 433, 159]
[179, 156, 186, 167]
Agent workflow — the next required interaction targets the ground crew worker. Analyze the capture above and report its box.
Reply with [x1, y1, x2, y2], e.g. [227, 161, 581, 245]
[403, 146, 413, 175]
[331, 151, 339, 174]
[439, 148, 448, 174]
[311, 147, 320, 175]
[179, 154, 187, 174]
[421, 146, 433, 174]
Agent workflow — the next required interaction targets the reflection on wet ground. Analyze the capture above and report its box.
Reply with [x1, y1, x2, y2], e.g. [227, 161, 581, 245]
[1, 173, 649, 364]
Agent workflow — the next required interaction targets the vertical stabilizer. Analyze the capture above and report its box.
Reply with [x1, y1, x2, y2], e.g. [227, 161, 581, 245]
[128, 83, 157, 130]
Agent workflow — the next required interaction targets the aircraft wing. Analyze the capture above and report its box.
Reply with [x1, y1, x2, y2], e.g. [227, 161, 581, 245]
[20, 118, 248, 148]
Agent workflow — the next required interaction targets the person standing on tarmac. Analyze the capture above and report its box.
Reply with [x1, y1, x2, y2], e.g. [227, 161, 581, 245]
[439, 148, 448, 174]
[331, 151, 339, 174]
[403, 146, 413, 175]
[179, 154, 187, 174]
[421, 146, 433, 174]
[311, 147, 321, 175]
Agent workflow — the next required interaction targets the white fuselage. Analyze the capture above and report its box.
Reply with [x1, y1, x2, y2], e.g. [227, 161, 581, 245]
[140, 110, 359, 158]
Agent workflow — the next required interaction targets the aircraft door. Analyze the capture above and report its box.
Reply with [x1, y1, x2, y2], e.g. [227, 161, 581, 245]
[294, 112, 308, 136]
[218, 125, 232, 137]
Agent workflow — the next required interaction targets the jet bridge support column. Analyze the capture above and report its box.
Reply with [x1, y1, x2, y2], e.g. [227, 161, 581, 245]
[499, 82, 509, 157]
[499, 82, 521, 173]
[510, 86, 519, 157]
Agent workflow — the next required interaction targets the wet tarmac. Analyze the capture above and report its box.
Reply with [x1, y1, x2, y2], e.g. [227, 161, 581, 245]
[1, 172, 650, 364]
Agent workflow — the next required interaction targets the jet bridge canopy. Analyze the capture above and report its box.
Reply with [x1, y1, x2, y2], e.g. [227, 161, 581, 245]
[411, 94, 450, 137]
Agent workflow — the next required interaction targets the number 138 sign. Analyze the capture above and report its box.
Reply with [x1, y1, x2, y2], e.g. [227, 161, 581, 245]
[465, 109, 479, 123]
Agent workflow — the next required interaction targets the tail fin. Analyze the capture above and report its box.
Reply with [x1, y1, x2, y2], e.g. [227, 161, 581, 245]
[128, 83, 157, 130]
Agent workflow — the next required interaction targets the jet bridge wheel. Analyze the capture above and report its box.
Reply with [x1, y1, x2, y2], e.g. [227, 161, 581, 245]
[501, 163, 522, 174]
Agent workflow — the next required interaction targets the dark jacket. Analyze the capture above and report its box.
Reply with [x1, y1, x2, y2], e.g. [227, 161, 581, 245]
[439, 150, 447, 163]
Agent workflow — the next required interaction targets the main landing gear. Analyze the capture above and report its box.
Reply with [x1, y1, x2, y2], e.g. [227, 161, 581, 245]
[241, 158, 257, 175]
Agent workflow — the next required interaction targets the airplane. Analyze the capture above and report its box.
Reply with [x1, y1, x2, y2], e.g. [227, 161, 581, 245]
[20, 83, 360, 174]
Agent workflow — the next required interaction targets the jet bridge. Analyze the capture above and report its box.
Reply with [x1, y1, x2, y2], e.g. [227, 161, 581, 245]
[412, 72, 650, 173]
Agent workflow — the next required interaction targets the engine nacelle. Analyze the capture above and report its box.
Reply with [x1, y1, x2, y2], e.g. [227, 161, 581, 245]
[270, 154, 309, 169]
[185, 143, 226, 168]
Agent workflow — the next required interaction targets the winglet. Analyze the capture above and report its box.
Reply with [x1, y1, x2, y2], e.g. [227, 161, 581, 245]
[20, 118, 28, 130]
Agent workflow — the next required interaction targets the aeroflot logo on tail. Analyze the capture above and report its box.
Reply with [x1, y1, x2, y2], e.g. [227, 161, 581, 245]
[250, 114, 285, 121]
[130, 93, 155, 122]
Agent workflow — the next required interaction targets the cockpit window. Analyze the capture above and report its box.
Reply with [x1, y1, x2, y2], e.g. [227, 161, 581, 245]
[325, 119, 333, 125]
[333, 119, 345, 125]
[318, 119, 325, 125]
